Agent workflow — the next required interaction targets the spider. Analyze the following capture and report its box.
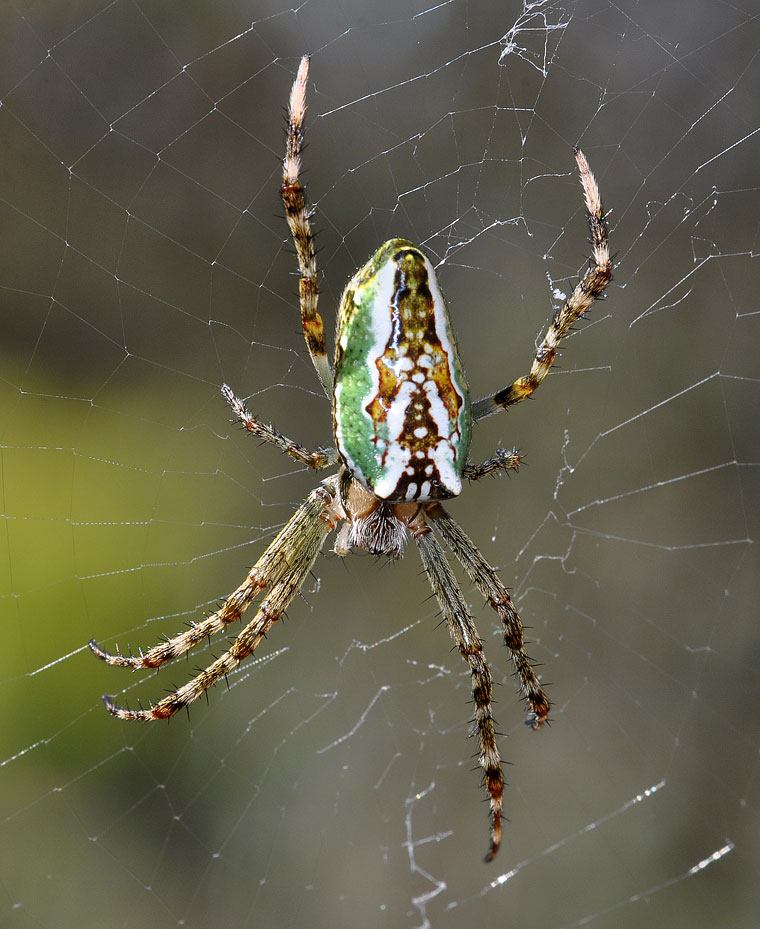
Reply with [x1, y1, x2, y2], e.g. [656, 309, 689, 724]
[90, 56, 612, 862]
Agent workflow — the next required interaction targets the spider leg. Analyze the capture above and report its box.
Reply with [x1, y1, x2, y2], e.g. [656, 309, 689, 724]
[426, 504, 550, 727]
[281, 55, 332, 397]
[472, 149, 612, 422]
[222, 384, 338, 470]
[90, 476, 342, 678]
[464, 447, 521, 481]
[412, 523, 505, 863]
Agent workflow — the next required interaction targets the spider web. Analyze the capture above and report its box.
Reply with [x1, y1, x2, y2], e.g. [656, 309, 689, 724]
[1, 1, 758, 927]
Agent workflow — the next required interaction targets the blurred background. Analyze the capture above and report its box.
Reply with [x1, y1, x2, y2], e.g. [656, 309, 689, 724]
[1, 1, 758, 927]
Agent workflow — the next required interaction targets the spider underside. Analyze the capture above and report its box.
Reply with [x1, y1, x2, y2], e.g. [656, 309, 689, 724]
[90, 56, 612, 863]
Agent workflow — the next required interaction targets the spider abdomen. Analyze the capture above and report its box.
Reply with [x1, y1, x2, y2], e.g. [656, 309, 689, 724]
[333, 239, 472, 502]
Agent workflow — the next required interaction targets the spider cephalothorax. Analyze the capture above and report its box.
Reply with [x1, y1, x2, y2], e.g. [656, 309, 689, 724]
[332, 473, 411, 559]
[90, 56, 612, 862]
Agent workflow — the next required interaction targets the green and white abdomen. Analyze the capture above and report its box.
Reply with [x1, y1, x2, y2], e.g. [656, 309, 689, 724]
[333, 239, 472, 502]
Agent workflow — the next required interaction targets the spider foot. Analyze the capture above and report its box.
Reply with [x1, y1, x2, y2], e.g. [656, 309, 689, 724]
[483, 789, 503, 863]
[88, 638, 145, 669]
[101, 693, 171, 721]
[102, 694, 150, 720]
[525, 710, 549, 731]
[527, 686, 551, 726]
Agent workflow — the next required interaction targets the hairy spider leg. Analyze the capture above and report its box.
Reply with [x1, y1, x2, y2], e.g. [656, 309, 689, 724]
[412, 521, 505, 862]
[428, 504, 550, 726]
[281, 56, 332, 397]
[90, 478, 343, 715]
[472, 148, 612, 422]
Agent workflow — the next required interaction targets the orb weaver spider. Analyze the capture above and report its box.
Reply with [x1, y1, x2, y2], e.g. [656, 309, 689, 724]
[90, 56, 612, 862]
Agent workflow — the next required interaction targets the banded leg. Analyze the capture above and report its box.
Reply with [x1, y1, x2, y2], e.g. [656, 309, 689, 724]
[464, 447, 522, 481]
[222, 384, 338, 470]
[473, 148, 612, 421]
[414, 528, 505, 862]
[427, 504, 550, 726]
[281, 55, 332, 396]
[90, 477, 342, 676]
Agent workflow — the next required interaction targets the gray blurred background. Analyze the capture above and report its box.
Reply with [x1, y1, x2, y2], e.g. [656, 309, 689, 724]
[1, 1, 758, 927]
